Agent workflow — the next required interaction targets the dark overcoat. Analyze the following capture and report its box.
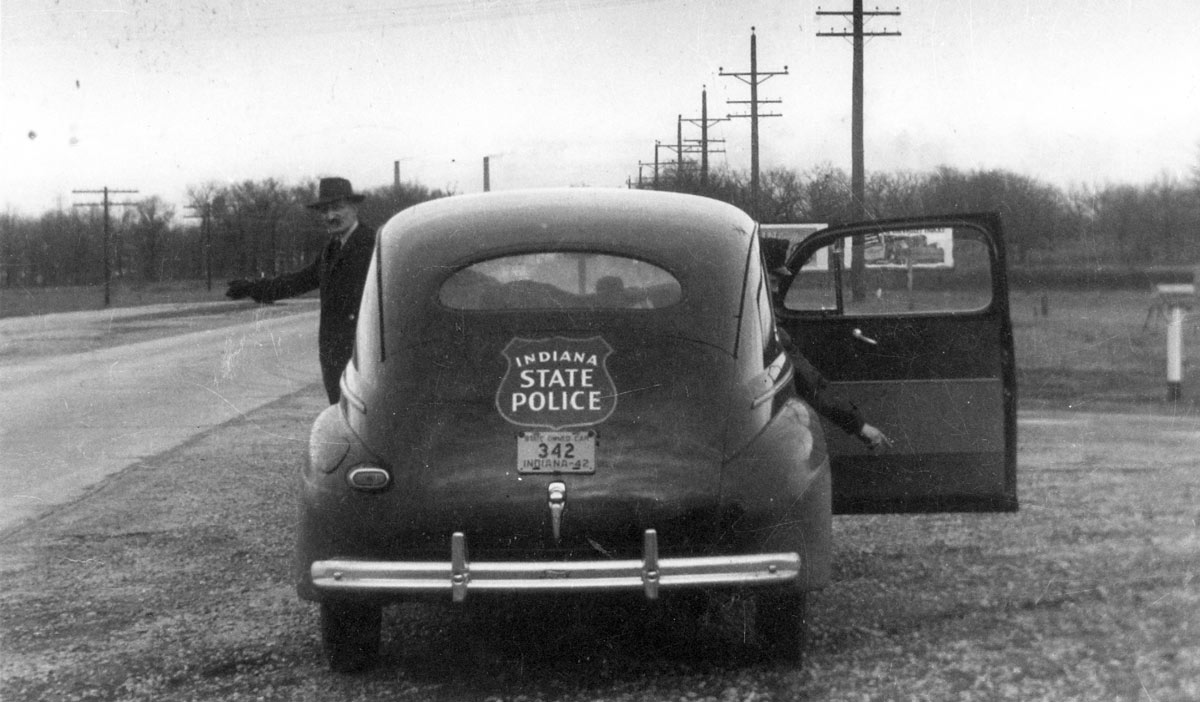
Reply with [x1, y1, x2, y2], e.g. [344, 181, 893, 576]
[254, 223, 376, 403]
[777, 328, 865, 436]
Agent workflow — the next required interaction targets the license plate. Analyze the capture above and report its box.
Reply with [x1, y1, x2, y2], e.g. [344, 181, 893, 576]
[517, 430, 596, 474]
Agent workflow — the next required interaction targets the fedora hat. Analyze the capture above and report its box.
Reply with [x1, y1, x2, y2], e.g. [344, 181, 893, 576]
[307, 177, 366, 209]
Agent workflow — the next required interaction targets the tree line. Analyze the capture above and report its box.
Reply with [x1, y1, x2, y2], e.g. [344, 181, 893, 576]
[0, 178, 449, 289]
[647, 160, 1200, 270]
[3, 160, 1199, 290]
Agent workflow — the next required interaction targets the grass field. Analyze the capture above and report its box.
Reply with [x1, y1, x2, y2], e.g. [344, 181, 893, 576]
[1009, 288, 1200, 408]
[3, 281, 1199, 408]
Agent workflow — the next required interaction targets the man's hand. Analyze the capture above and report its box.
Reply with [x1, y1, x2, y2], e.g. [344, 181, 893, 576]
[225, 279, 264, 302]
[858, 424, 892, 451]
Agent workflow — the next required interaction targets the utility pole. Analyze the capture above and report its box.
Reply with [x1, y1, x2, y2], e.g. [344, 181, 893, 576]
[817, 2, 901, 220]
[73, 186, 139, 307]
[638, 141, 674, 189]
[658, 121, 710, 187]
[720, 27, 787, 218]
[636, 158, 656, 189]
[677, 115, 684, 178]
[681, 86, 729, 187]
[652, 140, 664, 188]
[184, 200, 214, 291]
[818, 2, 900, 301]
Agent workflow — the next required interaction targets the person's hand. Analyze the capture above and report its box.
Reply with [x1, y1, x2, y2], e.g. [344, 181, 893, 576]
[858, 423, 892, 451]
[226, 279, 266, 302]
[225, 279, 255, 300]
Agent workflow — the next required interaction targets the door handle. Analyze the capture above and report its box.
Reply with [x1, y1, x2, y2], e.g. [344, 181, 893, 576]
[852, 328, 878, 345]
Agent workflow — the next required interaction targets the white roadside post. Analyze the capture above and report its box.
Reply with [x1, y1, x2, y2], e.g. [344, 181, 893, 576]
[1155, 284, 1196, 401]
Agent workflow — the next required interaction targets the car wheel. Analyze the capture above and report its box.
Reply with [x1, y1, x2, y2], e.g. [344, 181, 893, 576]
[756, 589, 808, 664]
[320, 600, 382, 673]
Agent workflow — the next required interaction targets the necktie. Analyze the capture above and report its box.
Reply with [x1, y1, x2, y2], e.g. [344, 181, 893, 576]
[327, 238, 342, 272]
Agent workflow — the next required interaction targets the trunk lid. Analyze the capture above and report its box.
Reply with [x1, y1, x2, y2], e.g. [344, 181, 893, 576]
[368, 320, 732, 558]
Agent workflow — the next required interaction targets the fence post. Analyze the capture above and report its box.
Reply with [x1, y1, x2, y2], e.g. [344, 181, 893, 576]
[1155, 284, 1195, 401]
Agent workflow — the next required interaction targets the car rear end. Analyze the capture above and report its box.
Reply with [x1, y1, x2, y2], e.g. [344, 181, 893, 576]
[295, 190, 822, 669]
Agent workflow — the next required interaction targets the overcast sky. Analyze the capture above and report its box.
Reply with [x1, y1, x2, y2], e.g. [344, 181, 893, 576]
[3, 0, 1199, 215]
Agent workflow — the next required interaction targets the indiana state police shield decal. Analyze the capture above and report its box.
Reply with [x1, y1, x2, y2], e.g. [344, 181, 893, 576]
[497, 336, 617, 429]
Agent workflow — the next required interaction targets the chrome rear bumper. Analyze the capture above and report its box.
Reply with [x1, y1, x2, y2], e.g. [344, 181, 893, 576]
[311, 529, 800, 602]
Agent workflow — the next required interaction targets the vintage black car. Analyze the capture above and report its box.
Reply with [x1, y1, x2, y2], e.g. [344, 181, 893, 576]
[296, 190, 1017, 672]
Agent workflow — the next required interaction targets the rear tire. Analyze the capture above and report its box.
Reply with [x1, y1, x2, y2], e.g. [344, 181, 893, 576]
[320, 600, 382, 673]
[757, 589, 808, 664]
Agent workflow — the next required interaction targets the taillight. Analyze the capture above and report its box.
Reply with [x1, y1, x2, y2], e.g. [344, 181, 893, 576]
[346, 466, 391, 492]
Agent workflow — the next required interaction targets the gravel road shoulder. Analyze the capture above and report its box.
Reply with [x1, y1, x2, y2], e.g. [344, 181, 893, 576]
[1, 394, 1197, 701]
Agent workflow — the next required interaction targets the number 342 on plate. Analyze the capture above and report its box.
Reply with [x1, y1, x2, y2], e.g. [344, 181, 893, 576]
[517, 430, 596, 474]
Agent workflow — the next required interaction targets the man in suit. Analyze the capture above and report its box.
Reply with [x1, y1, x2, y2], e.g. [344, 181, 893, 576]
[226, 177, 376, 404]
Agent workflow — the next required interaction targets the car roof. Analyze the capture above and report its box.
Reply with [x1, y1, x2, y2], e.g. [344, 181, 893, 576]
[380, 188, 754, 266]
[375, 188, 759, 355]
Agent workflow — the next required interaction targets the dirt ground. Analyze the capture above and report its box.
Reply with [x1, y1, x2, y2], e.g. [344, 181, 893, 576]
[1, 388, 1196, 701]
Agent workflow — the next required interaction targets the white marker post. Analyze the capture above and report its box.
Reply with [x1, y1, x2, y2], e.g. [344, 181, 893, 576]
[1155, 284, 1195, 401]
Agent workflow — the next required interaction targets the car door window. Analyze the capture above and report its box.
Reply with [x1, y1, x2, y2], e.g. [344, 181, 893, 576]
[783, 227, 993, 316]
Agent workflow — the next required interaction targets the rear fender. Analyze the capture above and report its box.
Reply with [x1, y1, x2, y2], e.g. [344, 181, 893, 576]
[297, 405, 394, 601]
[720, 399, 831, 590]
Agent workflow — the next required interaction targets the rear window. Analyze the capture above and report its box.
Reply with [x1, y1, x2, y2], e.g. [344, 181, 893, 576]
[439, 252, 682, 310]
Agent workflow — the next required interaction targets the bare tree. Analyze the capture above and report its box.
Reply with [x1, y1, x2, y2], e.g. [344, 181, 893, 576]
[800, 164, 853, 223]
[127, 197, 175, 283]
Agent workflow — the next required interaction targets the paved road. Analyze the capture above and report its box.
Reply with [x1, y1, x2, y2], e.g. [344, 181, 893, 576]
[0, 303, 321, 532]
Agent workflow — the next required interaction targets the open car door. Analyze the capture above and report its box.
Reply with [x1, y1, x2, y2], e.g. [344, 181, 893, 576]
[767, 214, 1017, 514]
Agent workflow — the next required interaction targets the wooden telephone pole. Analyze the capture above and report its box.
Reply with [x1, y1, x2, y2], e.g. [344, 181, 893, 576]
[660, 114, 710, 184]
[184, 201, 215, 292]
[720, 27, 788, 218]
[73, 186, 139, 306]
[681, 86, 729, 187]
[817, 2, 901, 220]
[818, 2, 900, 300]
[639, 141, 676, 189]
